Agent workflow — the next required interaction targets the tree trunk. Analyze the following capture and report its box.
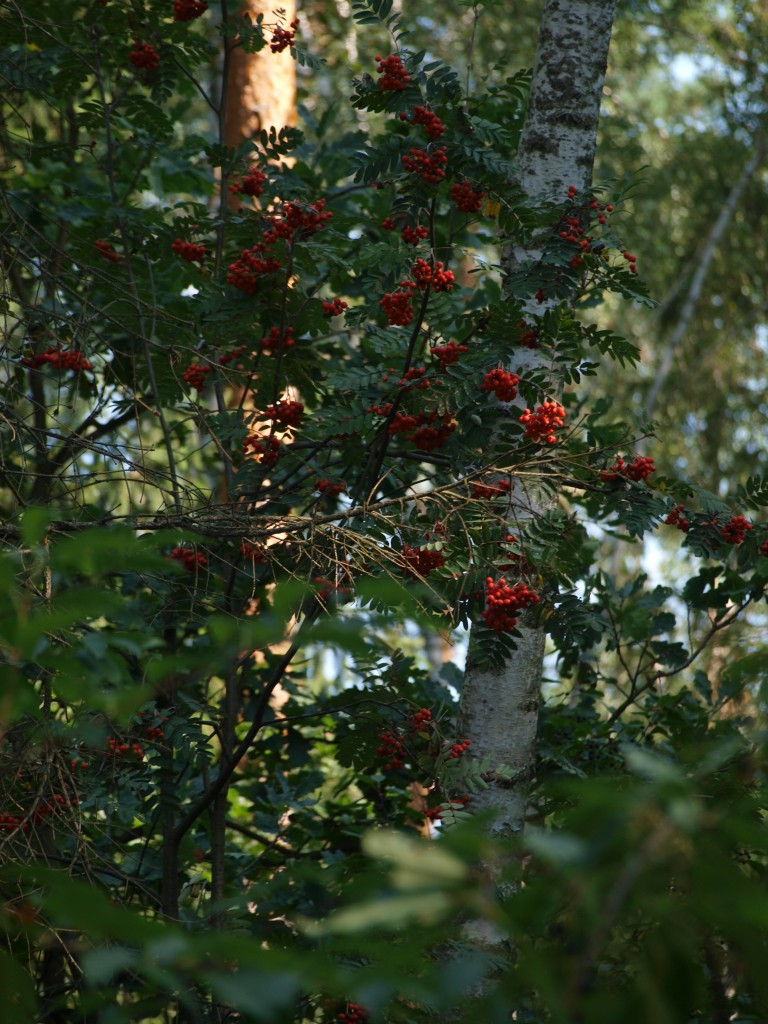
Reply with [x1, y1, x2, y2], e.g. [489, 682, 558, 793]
[459, 0, 617, 841]
[206, 0, 300, 951]
[224, 0, 297, 151]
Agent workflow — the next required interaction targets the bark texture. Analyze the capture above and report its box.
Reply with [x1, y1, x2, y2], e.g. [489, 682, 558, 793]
[515, 0, 617, 196]
[224, 0, 297, 150]
[459, 0, 617, 839]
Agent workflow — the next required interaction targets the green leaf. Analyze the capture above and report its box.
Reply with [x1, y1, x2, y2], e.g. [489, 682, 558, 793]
[524, 827, 590, 868]
[203, 969, 300, 1021]
[304, 891, 452, 935]
[623, 745, 685, 784]
[20, 507, 50, 547]
[0, 950, 38, 1023]
[362, 829, 468, 887]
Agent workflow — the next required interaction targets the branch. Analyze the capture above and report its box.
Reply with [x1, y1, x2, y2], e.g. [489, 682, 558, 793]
[607, 596, 753, 724]
[172, 607, 321, 844]
[644, 131, 767, 420]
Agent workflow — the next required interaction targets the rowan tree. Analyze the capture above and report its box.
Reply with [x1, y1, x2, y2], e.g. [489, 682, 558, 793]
[1, 2, 767, 1023]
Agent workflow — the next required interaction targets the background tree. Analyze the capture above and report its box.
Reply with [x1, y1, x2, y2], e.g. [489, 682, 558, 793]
[458, 0, 617, 849]
[225, 0, 298, 151]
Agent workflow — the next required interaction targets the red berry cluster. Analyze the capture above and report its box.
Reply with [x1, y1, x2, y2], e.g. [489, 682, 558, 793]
[760, 539, 768, 558]
[411, 707, 432, 730]
[401, 223, 429, 244]
[482, 578, 540, 634]
[226, 246, 281, 293]
[664, 504, 690, 533]
[0, 793, 79, 833]
[171, 238, 206, 263]
[407, 105, 445, 139]
[229, 166, 268, 198]
[314, 573, 353, 606]
[375, 54, 410, 91]
[219, 344, 248, 367]
[424, 795, 469, 821]
[380, 281, 416, 326]
[338, 1003, 368, 1023]
[402, 545, 445, 577]
[263, 199, 332, 245]
[263, 400, 304, 427]
[380, 217, 430, 245]
[517, 321, 540, 348]
[600, 455, 656, 482]
[430, 340, 468, 368]
[182, 363, 210, 390]
[376, 729, 404, 770]
[174, 0, 208, 20]
[519, 401, 566, 443]
[423, 519, 449, 538]
[0, 811, 26, 833]
[94, 239, 122, 263]
[411, 258, 454, 292]
[129, 40, 160, 70]
[482, 368, 519, 402]
[22, 347, 92, 372]
[181, 347, 247, 387]
[472, 479, 511, 500]
[397, 366, 432, 391]
[588, 196, 614, 223]
[623, 249, 638, 274]
[401, 146, 448, 184]
[240, 540, 267, 562]
[136, 709, 167, 741]
[558, 184, 615, 268]
[448, 739, 471, 759]
[243, 435, 281, 467]
[558, 213, 592, 268]
[376, 708, 437, 771]
[270, 18, 299, 53]
[169, 546, 208, 571]
[315, 478, 347, 497]
[383, 408, 455, 451]
[322, 297, 348, 317]
[107, 736, 145, 759]
[260, 326, 295, 354]
[450, 180, 484, 213]
[721, 515, 752, 544]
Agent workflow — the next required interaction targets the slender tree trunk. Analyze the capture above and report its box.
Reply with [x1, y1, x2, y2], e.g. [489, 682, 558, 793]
[459, 0, 617, 842]
[643, 130, 767, 421]
[224, 0, 297, 152]
[207, 0, 300, 946]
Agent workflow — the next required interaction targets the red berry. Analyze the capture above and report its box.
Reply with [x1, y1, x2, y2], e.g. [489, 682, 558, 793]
[174, 0, 208, 19]
[128, 41, 159, 71]
[519, 401, 566, 444]
[375, 54, 410, 91]
[402, 546, 445, 577]
[450, 180, 484, 213]
[171, 238, 207, 263]
[481, 368, 519, 402]
[269, 18, 299, 53]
